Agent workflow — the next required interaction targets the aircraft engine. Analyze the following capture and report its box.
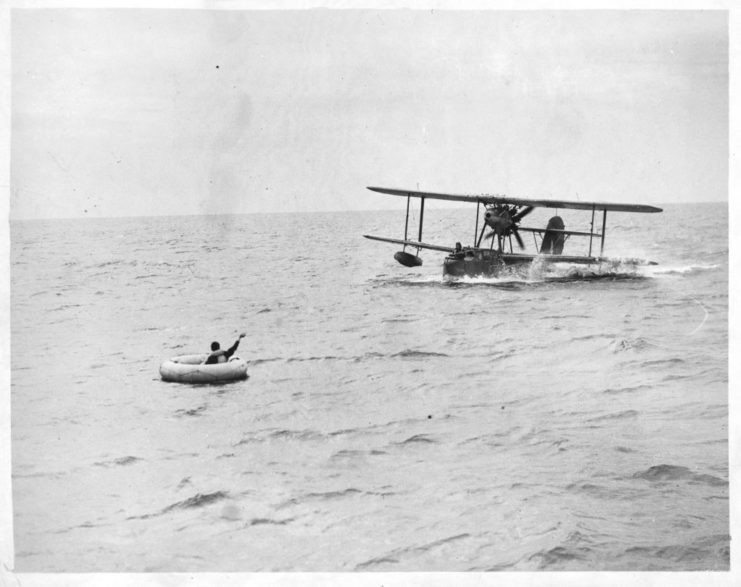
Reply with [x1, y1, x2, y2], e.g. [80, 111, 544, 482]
[484, 204, 533, 249]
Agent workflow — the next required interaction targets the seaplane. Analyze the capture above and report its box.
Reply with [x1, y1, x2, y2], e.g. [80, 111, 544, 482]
[363, 186, 662, 278]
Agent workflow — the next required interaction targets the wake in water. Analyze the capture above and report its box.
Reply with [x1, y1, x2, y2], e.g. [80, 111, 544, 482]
[373, 268, 648, 290]
[643, 263, 720, 277]
[372, 258, 720, 289]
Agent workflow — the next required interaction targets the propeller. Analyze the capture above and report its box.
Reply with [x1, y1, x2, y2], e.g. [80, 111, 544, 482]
[483, 205, 533, 249]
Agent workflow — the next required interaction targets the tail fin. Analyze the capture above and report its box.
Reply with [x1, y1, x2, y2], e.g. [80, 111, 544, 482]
[540, 216, 565, 254]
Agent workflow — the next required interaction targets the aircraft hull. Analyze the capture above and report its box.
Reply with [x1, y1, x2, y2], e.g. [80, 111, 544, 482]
[442, 250, 532, 278]
[442, 250, 611, 277]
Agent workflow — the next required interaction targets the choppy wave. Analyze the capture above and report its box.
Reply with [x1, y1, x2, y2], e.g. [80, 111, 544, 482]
[632, 465, 727, 487]
[304, 488, 363, 500]
[93, 456, 143, 467]
[162, 491, 230, 513]
[601, 383, 654, 395]
[392, 349, 449, 359]
[267, 429, 326, 442]
[528, 545, 592, 569]
[174, 405, 209, 417]
[608, 337, 654, 352]
[397, 434, 437, 445]
[619, 534, 730, 569]
[128, 491, 231, 520]
[587, 410, 639, 422]
[355, 533, 471, 570]
[244, 517, 292, 527]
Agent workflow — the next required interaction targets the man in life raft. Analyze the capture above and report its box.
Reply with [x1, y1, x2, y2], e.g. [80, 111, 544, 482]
[204, 333, 246, 364]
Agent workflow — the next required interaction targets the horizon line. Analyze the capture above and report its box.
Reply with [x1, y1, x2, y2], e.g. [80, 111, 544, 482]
[8, 200, 728, 222]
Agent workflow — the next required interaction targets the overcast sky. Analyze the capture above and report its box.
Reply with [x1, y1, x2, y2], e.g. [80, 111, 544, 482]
[10, 8, 728, 219]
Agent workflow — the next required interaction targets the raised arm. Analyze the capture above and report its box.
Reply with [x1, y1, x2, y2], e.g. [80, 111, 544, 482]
[224, 333, 246, 359]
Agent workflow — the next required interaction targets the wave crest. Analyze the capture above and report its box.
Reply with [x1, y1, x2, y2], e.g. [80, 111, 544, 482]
[633, 464, 726, 487]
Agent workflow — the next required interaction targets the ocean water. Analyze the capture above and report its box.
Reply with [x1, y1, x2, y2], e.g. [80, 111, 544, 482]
[10, 202, 728, 572]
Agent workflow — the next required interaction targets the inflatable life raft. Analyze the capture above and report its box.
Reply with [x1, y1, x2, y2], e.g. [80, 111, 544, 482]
[159, 354, 248, 383]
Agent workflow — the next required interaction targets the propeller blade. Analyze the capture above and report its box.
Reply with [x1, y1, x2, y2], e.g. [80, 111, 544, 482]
[484, 230, 496, 240]
[513, 206, 534, 222]
[513, 228, 524, 249]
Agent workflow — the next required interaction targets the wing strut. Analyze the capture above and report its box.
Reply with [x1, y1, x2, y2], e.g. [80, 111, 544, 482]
[395, 193, 425, 266]
[474, 200, 480, 245]
[589, 205, 595, 257]
[403, 195, 411, 242]
[403, 194, 425, 245]
[600, 209, 607, 256]
[476, 202, 487, 247]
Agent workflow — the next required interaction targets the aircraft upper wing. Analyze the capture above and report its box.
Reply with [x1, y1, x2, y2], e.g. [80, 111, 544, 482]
[367, 186, 663, 213]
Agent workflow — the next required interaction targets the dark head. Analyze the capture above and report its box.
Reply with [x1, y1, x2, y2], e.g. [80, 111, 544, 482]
[211, 341, 220, 351]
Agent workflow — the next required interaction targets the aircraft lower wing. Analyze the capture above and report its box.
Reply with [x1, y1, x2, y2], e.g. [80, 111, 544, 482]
[363, 235, 456, 253]
[501, 253, 602, 265]
[363, 239, 655, 266]
[501, 253, 656, 266]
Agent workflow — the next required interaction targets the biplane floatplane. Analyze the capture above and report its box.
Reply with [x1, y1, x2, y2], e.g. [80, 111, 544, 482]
[363, 187, 662, 278]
